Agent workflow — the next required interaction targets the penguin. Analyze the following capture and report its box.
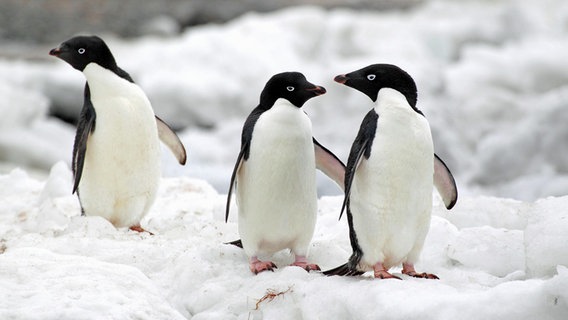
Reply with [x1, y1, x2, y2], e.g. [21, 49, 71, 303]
[49, 35, 187, 232]
[225, 72, 346, 274]
[323, 64, 457, 279]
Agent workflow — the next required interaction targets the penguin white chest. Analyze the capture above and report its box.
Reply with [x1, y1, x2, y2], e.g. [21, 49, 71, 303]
[79, 64, 161, 227]
[237, 99, 317, 256]
[351, 89, 434, 268]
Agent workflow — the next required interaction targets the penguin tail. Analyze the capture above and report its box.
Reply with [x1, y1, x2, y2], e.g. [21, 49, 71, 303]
[322, 263, 364, 276]
[225, 239, 243, 248]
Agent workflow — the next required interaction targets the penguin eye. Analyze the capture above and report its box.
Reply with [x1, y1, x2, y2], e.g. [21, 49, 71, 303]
[367, 74, 376, 81]
[78, 48, 86, 55]
[286, 86, 295, 92]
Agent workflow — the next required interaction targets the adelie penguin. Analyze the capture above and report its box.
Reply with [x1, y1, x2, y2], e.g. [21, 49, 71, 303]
[324, 64, 458, 279]
[49, 35, 187, 232]
[225, 72, 345, 274]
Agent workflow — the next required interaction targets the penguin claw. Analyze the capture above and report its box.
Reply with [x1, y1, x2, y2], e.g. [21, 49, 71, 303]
[291, 262, 321, 272]
[402, 263, 439, 279]
[250, 260, 277, 274]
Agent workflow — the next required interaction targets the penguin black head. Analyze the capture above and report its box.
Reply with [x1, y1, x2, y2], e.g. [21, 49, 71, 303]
[49, 35, 117, 72]
[260, 72, 326, 109]
[335, 64, 418, 109]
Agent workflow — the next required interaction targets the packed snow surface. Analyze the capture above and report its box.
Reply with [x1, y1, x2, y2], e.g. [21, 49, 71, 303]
[1, 164, 567, 319]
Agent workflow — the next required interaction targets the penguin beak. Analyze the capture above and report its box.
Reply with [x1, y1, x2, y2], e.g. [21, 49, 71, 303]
[49, 43, 70, 57]
[49, 47, 62, 57]
[307, 86, 326, 96]
[334, 74, 348, 84]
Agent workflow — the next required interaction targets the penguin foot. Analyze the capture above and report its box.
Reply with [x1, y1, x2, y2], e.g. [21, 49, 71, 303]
[373, 262, 401, 280]
[250, 257, 277, 274]
[402, 263, 438, 279]
[374, 270, 401, 280]
[129, 225, 154, 235]
[291, 255, 321, 272]
[403, 271, 439, 279]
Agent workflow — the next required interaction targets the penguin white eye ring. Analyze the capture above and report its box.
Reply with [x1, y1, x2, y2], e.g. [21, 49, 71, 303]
[287, 86, 295, 92]
[367, 74, 376, 81]
[78, 48, 86, 54]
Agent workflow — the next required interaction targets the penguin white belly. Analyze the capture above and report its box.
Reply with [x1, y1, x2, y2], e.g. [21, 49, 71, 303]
[351, 101, 434, 270]
[237, 99, 317, 257]
[79, 64, 160, 227]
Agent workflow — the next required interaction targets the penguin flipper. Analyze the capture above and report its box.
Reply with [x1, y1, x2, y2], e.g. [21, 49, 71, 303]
[155, 116, 187, 165]
[434, 154, 458, 210]
[340, 110, 378, 220]
[72, 85, 96, 194]
[313, 138, 345, 191]
[225, 146, 246, 222]
[340, 142, 367, 220]
[226, 107, 262, 223]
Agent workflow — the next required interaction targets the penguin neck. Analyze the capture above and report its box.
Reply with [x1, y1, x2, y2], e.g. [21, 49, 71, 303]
[272, 98, 298, 110]
[262, 98, 302, 115]
[262, 98, 307, 126]
[374, 88, 423, 116]
[83, 63, 131, 95]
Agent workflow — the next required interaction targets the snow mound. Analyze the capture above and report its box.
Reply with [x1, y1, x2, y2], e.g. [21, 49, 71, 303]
[1, 164, 567, 319]
[1, 247, 186, 320]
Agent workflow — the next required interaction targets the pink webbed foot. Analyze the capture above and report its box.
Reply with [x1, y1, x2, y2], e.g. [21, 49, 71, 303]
[373, 262, 401, 280]
[129, 225, 154, 235]
[250, 257, 277, 274]
[402, 263, 439, 280]
[291, 256, 321, 272]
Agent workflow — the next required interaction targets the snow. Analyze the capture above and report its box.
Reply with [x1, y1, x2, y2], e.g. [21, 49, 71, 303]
[1, 0, 568, 318]
[1, 164, 568, 319]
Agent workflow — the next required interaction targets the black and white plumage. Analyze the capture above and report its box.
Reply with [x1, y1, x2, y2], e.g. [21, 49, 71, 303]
[324, 64, 457, 279]
[49, 35, 186, 232]
[225, 72, 345, 274]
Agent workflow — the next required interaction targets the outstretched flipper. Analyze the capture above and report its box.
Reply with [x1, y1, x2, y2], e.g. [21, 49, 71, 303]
[72, 85, 96, 194]
[434, 154, 458, 209]
[313, 138, 345, 190]
[156, 116, 187, 165]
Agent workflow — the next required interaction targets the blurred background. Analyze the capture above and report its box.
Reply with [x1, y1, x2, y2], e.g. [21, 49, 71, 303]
[1, 0, 567, 201]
